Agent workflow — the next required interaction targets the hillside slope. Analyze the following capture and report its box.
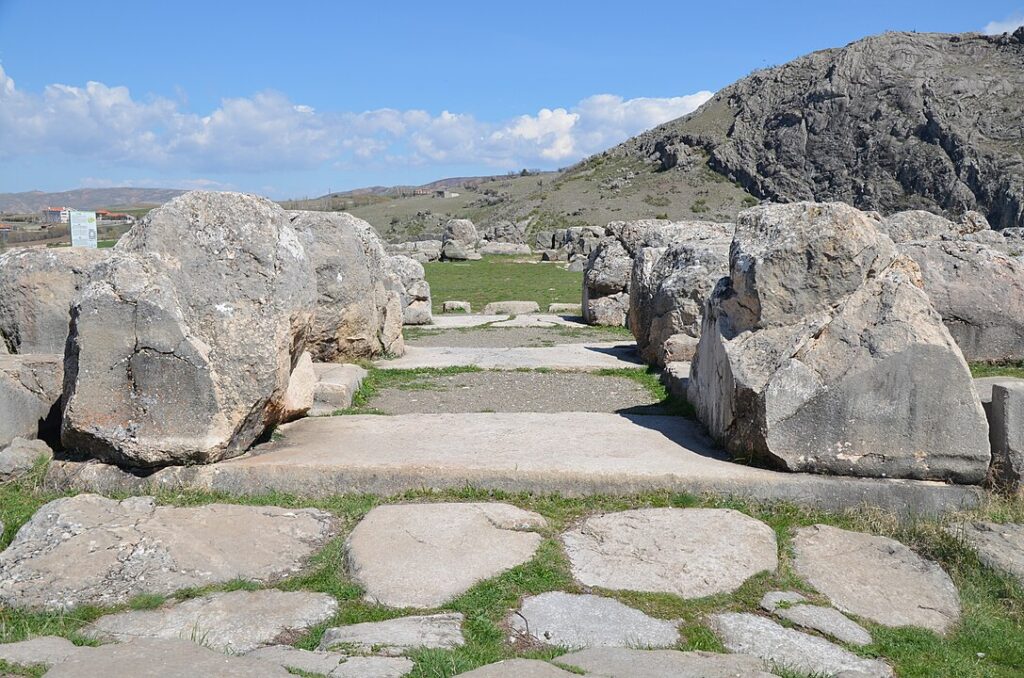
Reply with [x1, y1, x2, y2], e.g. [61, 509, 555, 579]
[628, 29, 1024, 228]
[0, 188, 186, 214]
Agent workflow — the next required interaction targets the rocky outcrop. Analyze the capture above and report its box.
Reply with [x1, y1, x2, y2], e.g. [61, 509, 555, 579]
[877, 210, 988, 243]
[387, 254, 433, 325]
[898, 239, 1024, 362]
[290, 210, 405, 361]
[629, 30, 1024, 228]
[0, 354, 62, 450]
[62, 192, 317, 467]
[688, 202, 990, 482]
[479, 220, 527, 244]
[0, 247, 108, 354]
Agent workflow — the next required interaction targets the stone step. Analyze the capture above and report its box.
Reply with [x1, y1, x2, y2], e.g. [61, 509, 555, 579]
[377, 342, 643, 371]
[48, 412, 979, 515]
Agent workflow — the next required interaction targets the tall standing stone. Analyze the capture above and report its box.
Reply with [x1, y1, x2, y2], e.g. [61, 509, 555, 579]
[62, 191, 317, 467]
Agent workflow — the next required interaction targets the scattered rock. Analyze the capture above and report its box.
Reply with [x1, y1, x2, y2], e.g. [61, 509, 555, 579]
[388, 240, 442, 263]
[988, 383, 1024, 492]
[547, 303, 581, 315]
[584, 292, 628, 326]
[952, 522, 1024, 587]
[346, 503, 545, 608]
[443, 300, 472, 314]
[455, 659, 578, 677]
[318, 612, 464, 655]
[759, 591, 872, 646]
[309, 363, 368, 415]
[509, 592, 679, 649]
[0, 437, 52, 481]
[247, 646, 414, 678]
[792, 524, 961, 634]
[0, 494, 335, 610]
[480, 242, 531, 255]
[0, 247, 107, 354]
[481, 301, 541, 315]
[443, 219, 479, 248]
[62, 192, 317, 467]
[290, 209, 405, 361]
[561, 508, 777, 598]
[44, 637, 294, 678]
[558, 647, 777, 678]
[688, 202, 990, 482]
[84, 589, 338, 653]
[281, 352, 317, 422]
[388, 255, 433, 326]
[0, 353, 62, 450]
[709, 612, 893, 677]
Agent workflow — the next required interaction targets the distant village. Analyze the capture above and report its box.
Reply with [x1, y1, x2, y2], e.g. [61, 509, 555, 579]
[0, 206, 137, 247]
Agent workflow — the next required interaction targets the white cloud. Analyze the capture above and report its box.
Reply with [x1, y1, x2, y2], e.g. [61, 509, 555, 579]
[0, 65, 713, 174]
[983, 12, 1024, 35]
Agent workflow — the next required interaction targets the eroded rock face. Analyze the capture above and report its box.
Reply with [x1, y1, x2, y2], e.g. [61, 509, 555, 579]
[290, 210, 405, 361]
[898, 240, 1024, 362]
[0, 353, 62, 450]
[388, 255, 433, 325]
[0, 247, 108, 354]
[62, 192, 316, 467]
[688, 202, 990, 482]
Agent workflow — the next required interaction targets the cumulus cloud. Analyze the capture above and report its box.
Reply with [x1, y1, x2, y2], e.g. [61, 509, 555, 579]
[983, 12, 1024, 35]
[0, 65, 713, 174]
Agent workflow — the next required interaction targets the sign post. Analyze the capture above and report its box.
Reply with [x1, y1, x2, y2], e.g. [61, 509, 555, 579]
[69, 211, 98, 248]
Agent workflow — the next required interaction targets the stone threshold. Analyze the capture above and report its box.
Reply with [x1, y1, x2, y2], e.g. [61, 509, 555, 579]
[45, 412, 981, 517]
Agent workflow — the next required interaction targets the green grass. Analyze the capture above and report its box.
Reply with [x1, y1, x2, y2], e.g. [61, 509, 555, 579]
[424, 255, 581, 313]
[971, 362, 1024, 379]
[2, 469, 1024, 676]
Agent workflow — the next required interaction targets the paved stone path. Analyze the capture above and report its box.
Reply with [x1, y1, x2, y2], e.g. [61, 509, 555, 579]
[759, 591, 872, 646]
[378, 342, 643, 371]
[318, 613, 465, 655]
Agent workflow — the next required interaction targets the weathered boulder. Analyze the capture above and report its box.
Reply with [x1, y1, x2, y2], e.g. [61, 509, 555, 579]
[388, 255, 432, 325]
[479, 241, 531, 255]
[688, 202, 990, 482]
[482, 300, 540, 315]
[628, 240, 730, 365]
[442, 300, 471, 314]
[443, 218, 479, 247]
[0, 247, 107, 354]
[62, 192, 317, 467]
[877, 210, 984, 243]
[0, 437, 53, 481]
[989, 383, 1024, 492]
[585, 293, 629, 326]
[0, 353, 62, 450]
[290, 210, 405, 361]
[387, 239, 442, 263]
[480, 220, 527, 243]
[280, 351, 317, 422]
[898, 240, 1024, 362]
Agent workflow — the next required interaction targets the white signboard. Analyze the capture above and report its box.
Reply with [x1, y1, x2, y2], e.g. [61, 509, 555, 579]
[69, 211, 98, 248]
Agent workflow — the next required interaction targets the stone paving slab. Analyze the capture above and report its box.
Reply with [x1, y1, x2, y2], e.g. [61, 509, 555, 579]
[318, 613, 465, 655]
[47, 413, 981, 515]
[428, 314, 509, 328]
[760, 591, 872, 646]
[456, 659, 577, 677]
[376, 342, 643, 370]
[951, 521, 1024, 587]
[557, 648, 778, 678]
[489, 314, 585, 328]
[246, 646, 414, 677]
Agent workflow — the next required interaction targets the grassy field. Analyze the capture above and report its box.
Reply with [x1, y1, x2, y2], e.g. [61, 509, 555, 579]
[424, 255, 583, 313]
[971, 362, 1024, 380]
[1, 464, 1023, 677]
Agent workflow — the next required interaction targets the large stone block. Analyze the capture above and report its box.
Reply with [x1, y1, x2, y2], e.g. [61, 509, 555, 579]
[0, 353, 62, 449]
[989, 383, 1024, 492]
[62, 191, 317, 467]
[688, 202, 990, 482]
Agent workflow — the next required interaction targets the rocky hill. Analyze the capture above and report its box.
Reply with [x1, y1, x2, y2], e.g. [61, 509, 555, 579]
[0, 187, 186, 214]
[627, 28, 1024, 228]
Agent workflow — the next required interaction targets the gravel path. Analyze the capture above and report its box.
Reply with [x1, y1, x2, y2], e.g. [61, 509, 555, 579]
[365, 371, 667, 415]
[406, 326, 633, 349]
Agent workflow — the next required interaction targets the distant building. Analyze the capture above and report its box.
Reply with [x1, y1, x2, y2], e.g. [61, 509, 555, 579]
[412, 188, 431, 196]
[42, 206, 73, 223]
[435, 190, 460, 199]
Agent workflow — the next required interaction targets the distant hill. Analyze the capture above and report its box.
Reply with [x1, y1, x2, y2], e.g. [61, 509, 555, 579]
[0, 188, 187, 214]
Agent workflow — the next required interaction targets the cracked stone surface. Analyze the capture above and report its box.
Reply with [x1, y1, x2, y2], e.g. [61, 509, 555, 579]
[792, 524, 961, 635]
[318, 612, 465, 655]
[760, 591, 872, 646]
[455, 659, 579, 677]
[346, 503, 546, 608]
[709, 612, 894, 678]
[42, 637, 294, 677]
[0, 636, 82, 668]
[508, 592, 680, 649]
[246, 646, 414, 678]
[561, 508, 778, 598]
[557, 647, 778, 677]
[951, 522, 1024, 587]
[83, 589, 338, 653]
[0, 494, 336, 610]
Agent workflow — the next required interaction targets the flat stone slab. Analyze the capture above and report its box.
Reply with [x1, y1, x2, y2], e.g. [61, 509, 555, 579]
[42, 638, 293, 677]
[0, 636, 82, 668]
[508, 592, 679, 649]
[246, 646, 413, 677]
[456, 659, 578, 677]
[489, 314, 585, 328]
[428, 314, 509, 328]
[973, 376, 1024, 403]
[557, 647, 777, 677]
[376, 342, 643, 371]
[952, 521, 1024, 586]
[84, 589, 338, 653]
[310, 363, 368, 415]
[561, 508, 777, 598]
[760, 591, 872, 646]
[346, 503, 546, 608]
[0, 494, 335, 610]
[318, 612, 465, 655]
[792, 524, 961, 635]
[46, 413, 982, 516]
[709, 612, 893, 678]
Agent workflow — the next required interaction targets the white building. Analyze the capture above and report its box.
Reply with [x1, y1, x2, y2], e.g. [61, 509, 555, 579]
[41, 206, 73, 223]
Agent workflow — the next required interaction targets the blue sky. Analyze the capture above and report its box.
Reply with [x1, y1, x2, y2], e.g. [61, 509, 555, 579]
[0, 1, 1021, 199]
